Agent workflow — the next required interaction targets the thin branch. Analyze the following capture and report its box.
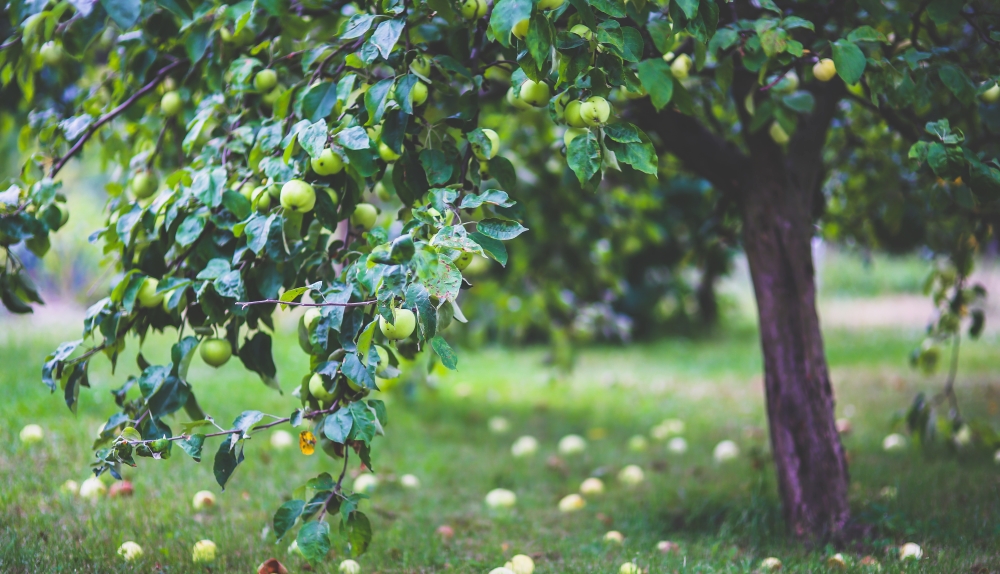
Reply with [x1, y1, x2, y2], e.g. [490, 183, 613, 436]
[166, 223, 212, 273]
[236, 298, 376, 309]
[319, 450, 351, 522]
[962, 12, 1000, 50]
[49, 60, 185, 178]
[910, 0, 933, 50]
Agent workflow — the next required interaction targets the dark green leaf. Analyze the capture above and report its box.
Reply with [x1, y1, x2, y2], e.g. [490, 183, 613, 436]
[213, 439, 242, 489]
[100, 0, 140, 29]
[469, 232, 508, 266]
[343, 353, 377, 390]
[273, 499, 305, 541]
[476, 218, 529, 240]
[431, 336, 458, 370]
[324, 409, 353, 443]
[371, 18, 405, 59]
[567, 129, 602, 184]
[177, 434, 205, 461]
[636, 59, 674, 111]
[832, 40, 866, 85]
[341, 511, 372, 557]
[297, 520, 331, 563]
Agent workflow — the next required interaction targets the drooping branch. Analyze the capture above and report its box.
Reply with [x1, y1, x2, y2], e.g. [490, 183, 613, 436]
[49, 59, 186, 178]
[625, 98, 752, 195]
[236, 298, 376, 309]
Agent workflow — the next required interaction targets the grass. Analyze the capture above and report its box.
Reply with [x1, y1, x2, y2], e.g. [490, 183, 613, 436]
[816, 248, 931, 299]
[2, 317, 1000, 573]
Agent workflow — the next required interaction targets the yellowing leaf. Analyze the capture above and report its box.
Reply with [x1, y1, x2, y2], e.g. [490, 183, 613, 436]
[299, 430, 316, 455]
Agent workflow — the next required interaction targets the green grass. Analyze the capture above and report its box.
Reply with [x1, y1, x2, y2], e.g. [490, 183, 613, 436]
[2, 319, 1000, 573]
[817, 249, 931, 298]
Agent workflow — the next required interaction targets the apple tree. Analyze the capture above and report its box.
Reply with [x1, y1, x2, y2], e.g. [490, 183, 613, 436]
[2, 0, 1000, 550]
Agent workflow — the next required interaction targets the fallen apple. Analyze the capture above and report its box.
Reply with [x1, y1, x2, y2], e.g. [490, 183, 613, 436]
[579, 477, 604, 496]
[617, 464, 644, 486]
[340, 560, 361, 574]
[19, 423, 44, 444]
[353, 473, 379, 494]
[507, 554, 534, 574]
[192, 489, 217, 511]
[558, 434, 587, 456]
[627, 435, 648, 452]
[488, 416, 510, 434]
[436, 524, 455, 539]
[79, 476, 107, 499]
[899, 543, 922, 560]
[657, 540, 680, 554]
[400, 474, 420, 489]
[192, 539, 217, 563]
[882, 433, 906, 452]
[558, 493, 586, 512]
[511, 435, 539, 457]
[484, 488, 517, 509]
[604, 530, 624, 544]
[759, 557, 782, 571]
[271, 429, 294, 449]
[619, 563, 639, 574]
[257, 558, 290, 574]
[61, 479, 79, 495]
[826, 553, 847, 569]
[712, 440, 740, 462]
[117, 541, 144, 561]
[109, 480, 134, 498]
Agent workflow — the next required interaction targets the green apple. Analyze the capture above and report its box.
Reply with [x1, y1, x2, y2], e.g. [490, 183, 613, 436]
[137, 277, 164, 308]
[410, 54, 432, 77]
[538, 0, 564, 9]
[981, 82, 1000, 103]
[769, 121, 790, 144]
[374, 345, 392, 378]
[812, 58, 836, 82]
[670, 53, 692, 80]
[311, 148, 344, 176]
[340, 559, 361, 574]
[553, 91, 572, 119]
[454, 252, 473, 271]
[570, 24, 593, 41]
[254, 69, 278, 92]
[192, 540, 217, 564]
[280, 179, 316, 213]
[378, 141, 401, 162]
[238, 181, 257, 200]
[512, 18, 530, 40]
[192, 489, 216, 510]
[563, 127, 589, 148]
[200, 338, 232, 367]
[507, 87, 533, 110]
[472, 129, 500, 161]
[519, 79, 551, 107]
[460, 0, 487, 19]
[262, 85, 284, 106]
[580, 96, 610, 127]
[374, 181, 391, 201]
[19, 424, 44, 444]
[55, 203, 69, 228]
[379, 308, 416, 340]
[304, 308, 322, 330]
[350, 203, 378, 230]
[117, 541, 144, 561]
[252, 186, 271, 212]
[132, 171, 159, 199]
[564, 100, 588, 128]
[309, 373, 335, 401]
[409, 81, 428, 106]
[161, 91, 182, 116]
[776, 71, 799, 94]
[40, 41, 64, 66]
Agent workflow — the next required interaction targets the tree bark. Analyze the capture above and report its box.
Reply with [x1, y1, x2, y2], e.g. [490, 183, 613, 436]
[741, 145, 851, 539]
[635, 79, 851, 539]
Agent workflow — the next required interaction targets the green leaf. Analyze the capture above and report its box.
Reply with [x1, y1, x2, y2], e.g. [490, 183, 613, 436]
[301, 82, 338, 123]
[364, 78, 395, 126]
[459, 189, 515, 209]
[605, 139, 658, 175]
[341, 14, 378, 39]
[297, 521, 331, 563]
[847, 25, 889, 43]
[213, 439, 242, 490]
[338, 126, 371, 150]
[781, 16, 815, 31]
[526, 13, 553, 69]
[832, 40, 866, 85]
[347, 401, 377, 443]
[636, 59, 674, 111]
[342, 354, 377, 390]
[419, 149, 453, 186]
[590, 0, 625, 17]
[926, 0, 963, 24]
[431, 336, 458, 370]
[567, 129, 602, 184]
[674, 0, 699, 19]
[937, 65, 977, 106]
[476, 218, 529, 240]
[299, 120, 329, 158]
[371, 18, 405, 59]
[603, 122, 642, 144]
[273, 499, 305, 541]
[469, 232, 508, 266]
[621, 27, 644, 63]
[222, 190, 251, 221]
[781, 91, 816, 113]
[100, 0, 140, 29]
[405, 283, 436, 339]
[177, 434, 205, 461]
[323, 409, 353, 443]
[489, 0, 533, 48]
[341, 511, 372, 557]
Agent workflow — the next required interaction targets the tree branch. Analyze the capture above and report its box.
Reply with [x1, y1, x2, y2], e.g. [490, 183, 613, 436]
[625, 99, 751, 195]
[49, 60, 185, 178]
[236, 298, 376, 309]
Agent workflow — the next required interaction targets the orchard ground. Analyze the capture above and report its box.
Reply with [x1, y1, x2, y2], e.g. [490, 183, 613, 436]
[2, 255, 1000, 572]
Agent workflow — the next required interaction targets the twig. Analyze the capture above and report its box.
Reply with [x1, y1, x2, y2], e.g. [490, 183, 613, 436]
[962, 12, 1000, 49]
[319, 450, 351, 522]
[166, 223, 212, 273]
[50, 60, 185, 178]
[910, 0, 932, 50]
[236, 298, 376, 309]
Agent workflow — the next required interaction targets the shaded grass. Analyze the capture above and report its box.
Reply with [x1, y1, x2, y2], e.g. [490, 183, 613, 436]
[1, 320, 999, 573]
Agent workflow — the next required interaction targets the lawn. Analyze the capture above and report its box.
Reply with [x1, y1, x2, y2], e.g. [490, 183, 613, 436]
[2, 314, 999, 573]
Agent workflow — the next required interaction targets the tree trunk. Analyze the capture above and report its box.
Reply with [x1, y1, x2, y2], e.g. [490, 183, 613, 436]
[740, 146, 850, 540]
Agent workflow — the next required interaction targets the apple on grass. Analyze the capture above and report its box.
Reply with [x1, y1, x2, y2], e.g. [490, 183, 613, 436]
[619, 563, 639, 574]
[657, 540, 680, 554]
[80, 476, 107, 499]
[558, 493, 586, 512]
[558, 434, 587, 455]
[280, 179, 316, 213]
[19, 423, 44, 444]
[899, 543, 922, 560]
[192, 539, 217, 563]
[109, 480, 134, 497]
[199, 338, 232, 367]
[257, 558, 290, 574]
[488, 416, 510, 434]
[579, 477, 604, 496]
[379, 308, 416, 340]
[340, 559, 361, 574]
[484, 488, 516, 509]
[399, 474, 420, 489]
[667, 437, 688, 454]
[627, 434, 648, 452]
[604, 530, 624, 544]
[760, 557, 782, 571]
[506, 554, 534, 574]
[617, 464, 644, 486]
[118, 541, 143, 561]
[271, 429, 294, 449]
[61, 479, 79, 495]
[353, 473, 379, 494]
[713, 440, 740, 462]
[192, 489, 217, 510]
[510, 435, 538, 457]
